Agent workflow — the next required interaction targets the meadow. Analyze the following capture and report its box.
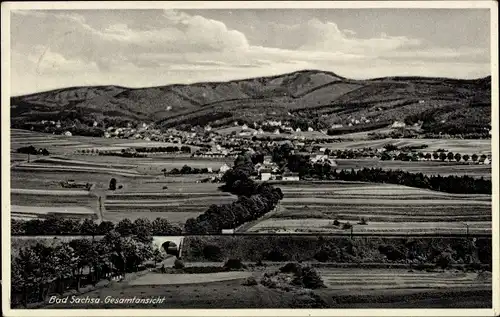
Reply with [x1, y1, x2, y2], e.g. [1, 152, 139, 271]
[41, 264, 491, 309]
[245, 182, 491, 234]
[9, 129, 492, 230]
[324, 138, 491, 155]
[335, 159, 491, 179]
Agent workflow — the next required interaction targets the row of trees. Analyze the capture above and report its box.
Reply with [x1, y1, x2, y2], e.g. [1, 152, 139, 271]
[184, 153, 284, 234]
[16, 145, 50, 156]
[135, 146, 191, 153]
[12, 230, 164, 307]
[11, 216, 182, 236]
[166, 165, 212, 175]
[300, 166, 491, 194]
[382, 151, 488, 163]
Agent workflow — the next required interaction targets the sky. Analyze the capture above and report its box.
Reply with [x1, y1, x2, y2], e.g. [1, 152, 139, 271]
[10, 8, 491, 96]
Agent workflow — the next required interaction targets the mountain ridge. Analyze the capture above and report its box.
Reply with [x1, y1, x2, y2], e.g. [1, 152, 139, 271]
[10, 69, 491, 135]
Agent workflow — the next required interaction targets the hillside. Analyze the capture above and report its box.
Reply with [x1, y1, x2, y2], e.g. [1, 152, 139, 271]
[10, 70, 491, 135]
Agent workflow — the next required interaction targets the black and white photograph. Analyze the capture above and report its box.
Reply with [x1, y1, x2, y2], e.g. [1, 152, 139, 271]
[1, 1, 498, 316]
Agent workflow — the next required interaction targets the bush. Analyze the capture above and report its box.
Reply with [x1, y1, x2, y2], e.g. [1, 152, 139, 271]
[293, 266, 326, 289]
[342, 222, 352, 230]
[332, 219, 340, 226]
[436, 251, 453, 270]
[358, 218, 368, 225]
[241, 276, 258, 286]
[203, 244, 223, 261]
[260, 276, 278, 289]
[280, 262, 303, 274]
[174, 259, 185, 269]
[378, 244, 405, 261]
[223, 258, 246, 270]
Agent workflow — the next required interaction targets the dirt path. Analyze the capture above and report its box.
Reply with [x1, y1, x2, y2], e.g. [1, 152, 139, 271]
[128, 271, 253, 286]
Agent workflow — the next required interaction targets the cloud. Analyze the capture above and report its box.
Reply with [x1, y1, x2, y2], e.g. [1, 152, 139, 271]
[10, 10, 490, 95]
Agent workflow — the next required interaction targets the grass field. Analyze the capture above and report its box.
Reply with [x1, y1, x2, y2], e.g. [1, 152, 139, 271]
[324, 138, 491, 155]
[246, 182, 491, 234]
[41, 265, 491, 309]
[335, 159, 491, 179]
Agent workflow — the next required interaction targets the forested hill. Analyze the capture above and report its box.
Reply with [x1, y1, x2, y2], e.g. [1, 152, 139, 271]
[11, 70, 491, 135]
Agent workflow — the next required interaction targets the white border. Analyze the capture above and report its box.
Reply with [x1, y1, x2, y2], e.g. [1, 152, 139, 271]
[1, 1, 499, 317]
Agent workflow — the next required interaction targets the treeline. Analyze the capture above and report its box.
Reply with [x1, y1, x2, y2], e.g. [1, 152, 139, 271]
[184, 153, 284, 234]
[16, 145, 50, 156]
[11, 229, 165, 307]
[166, 165, 213, 175]
[11, 216, 182, 236]
[135, 146, 191, 153]
[183, 236, 491, 268]
[302, 167, 491, 194]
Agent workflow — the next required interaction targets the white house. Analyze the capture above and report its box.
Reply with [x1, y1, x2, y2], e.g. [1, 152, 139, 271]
[242, 124, 248, 130]
[311, 154, 337, 166]
[221, 229, 234, 234]
[274, 129, 280, 135]
[307, 127, 314, 132]
[260, 169, 272, 181]
[331, 124, 343, 129]
[392, 121, 406, 128]
[218, 163, 231, 174]
[63, 131, 72, 137]
[296, 128, 302, 132]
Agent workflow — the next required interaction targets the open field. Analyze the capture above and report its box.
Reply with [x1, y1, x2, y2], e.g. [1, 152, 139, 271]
[42, 265, 491, 309]
[245, 182, 491, 234]
[335, 159, 491, 179]
[11, 206, 97, 220]
[324, 138, 491, 155]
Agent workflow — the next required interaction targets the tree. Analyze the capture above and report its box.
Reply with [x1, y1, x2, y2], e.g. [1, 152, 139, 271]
[109, 178, 117, 191]
[97, 221, 115, 235]
[463, 154, 470, 162]
[447, 152, 454, 162]
[425, 153, 432, 161]
[439, 152, 447, 162]
[432, 152, 439, 160]
[132, 218, 153, 243]
[454, 153, 462, 162]
[80, 219, 98, 237]
[116, 219, 134, 236]
[381, 152, 392, 161]
[472, 154, 479, 162]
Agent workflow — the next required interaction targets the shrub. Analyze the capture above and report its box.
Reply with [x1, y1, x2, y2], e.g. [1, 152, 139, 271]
[378, 244, 405, 261]
[293, 266, 325, 289]
[358, 218, 368, 225]
[260, 276, 278, 288]
[280, 262, 303, 274]
[223, 258, 246, 270]
[342, 222, 352, 230]
[174, 259, 185, 269]
[241, 276, 258, 286]
[203, 244, 223, 261]
[332, 219, 340, 226]
[436, 251, 453, 270]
